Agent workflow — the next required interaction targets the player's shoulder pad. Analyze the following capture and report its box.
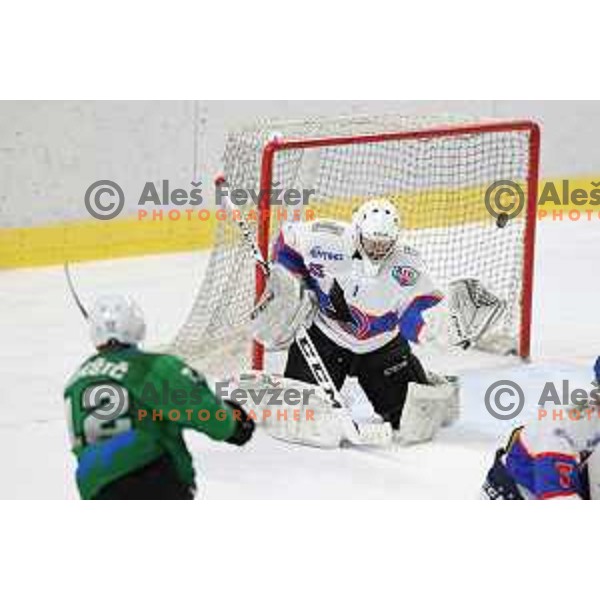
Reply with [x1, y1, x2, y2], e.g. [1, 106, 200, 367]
[309, 218, 348, 238]
[521, 419, 581, 456]
[505, 424, 583, 499]
[281, 219, 349, 252]
[389, 243, 426, 268]
[278, 219, 308, 247]
[397, 243, 421, 258]
[147, 352, 207, 385]
[64, 355, 97, 390]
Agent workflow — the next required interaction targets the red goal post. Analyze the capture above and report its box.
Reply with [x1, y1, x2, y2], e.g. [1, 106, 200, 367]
[253, 120, 540, 369]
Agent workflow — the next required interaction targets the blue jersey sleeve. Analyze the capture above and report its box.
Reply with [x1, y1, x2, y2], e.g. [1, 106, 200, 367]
[505, 431, 582, 499]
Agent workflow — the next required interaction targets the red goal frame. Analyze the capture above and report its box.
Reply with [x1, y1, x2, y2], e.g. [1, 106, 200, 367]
[252, 120, 541, 369]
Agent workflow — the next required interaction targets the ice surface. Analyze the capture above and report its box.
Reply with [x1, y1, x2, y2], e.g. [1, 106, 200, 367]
[1, 219, 597, 499]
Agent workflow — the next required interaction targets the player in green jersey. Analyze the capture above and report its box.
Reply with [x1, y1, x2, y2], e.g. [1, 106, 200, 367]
[64, 294, 254, 499]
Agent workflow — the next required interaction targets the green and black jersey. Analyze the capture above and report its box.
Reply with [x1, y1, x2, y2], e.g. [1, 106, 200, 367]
[64, 346, 237, 499]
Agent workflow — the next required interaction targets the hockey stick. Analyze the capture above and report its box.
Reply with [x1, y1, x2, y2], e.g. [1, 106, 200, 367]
[64, 262, 89, 320]
[217, 176, 391, 445]
[215, 176, 342, 408]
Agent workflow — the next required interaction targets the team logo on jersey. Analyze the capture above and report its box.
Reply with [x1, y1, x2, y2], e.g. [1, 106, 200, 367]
[309, 246, 344, 261]
[391, 265, 419, 287]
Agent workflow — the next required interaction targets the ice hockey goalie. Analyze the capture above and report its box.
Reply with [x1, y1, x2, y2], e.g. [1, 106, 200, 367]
[251, 199, 468, 445]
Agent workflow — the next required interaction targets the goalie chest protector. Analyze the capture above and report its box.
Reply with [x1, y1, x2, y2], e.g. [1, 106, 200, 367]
[273, 219, 443, 353]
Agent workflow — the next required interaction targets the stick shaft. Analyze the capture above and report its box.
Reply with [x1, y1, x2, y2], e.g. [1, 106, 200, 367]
[219, 179, 343, 409]
[64, 262, 89, 320]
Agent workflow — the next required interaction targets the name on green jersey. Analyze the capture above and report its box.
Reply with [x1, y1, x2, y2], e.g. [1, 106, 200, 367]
[68, 357, 130, 385]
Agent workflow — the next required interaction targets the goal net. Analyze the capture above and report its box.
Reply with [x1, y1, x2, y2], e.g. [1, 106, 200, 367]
[170, 115, 540, 379]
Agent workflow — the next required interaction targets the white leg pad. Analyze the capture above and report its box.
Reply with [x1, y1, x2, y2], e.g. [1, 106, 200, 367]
[226, 372, 391, 448]
[397, 379, 460, 445]
[266, 394, 348, 449]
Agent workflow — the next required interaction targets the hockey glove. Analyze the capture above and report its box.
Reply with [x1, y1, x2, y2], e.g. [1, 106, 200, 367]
[224, 399, 255, 446]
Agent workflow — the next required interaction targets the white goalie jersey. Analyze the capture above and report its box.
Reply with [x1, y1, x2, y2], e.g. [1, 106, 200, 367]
[272, 219, 444, 353]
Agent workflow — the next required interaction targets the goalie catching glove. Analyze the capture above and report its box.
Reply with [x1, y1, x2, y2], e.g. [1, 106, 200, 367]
[422, 278, 507, 351]
[447, 278, 506, 349]
[251, 263, 317, 351]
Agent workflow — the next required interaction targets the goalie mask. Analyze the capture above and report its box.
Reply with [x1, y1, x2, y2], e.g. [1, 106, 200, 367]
[353, 199, 400, 262]
[89, 294, 146, 348]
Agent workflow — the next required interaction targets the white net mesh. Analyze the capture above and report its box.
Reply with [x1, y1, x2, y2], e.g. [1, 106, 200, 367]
[170, 114, 538, 378]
